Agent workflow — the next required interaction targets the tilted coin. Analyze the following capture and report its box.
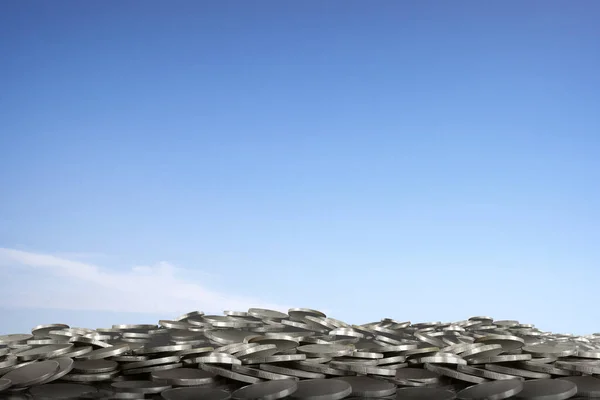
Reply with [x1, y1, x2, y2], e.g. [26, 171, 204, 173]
[120, 355, 180, 370]
[28, 382, 97, 399]
[288, 378, 351, 400]
[1, 359, 59, 387]
[514, 378, 577, 400]
[15, 344, 74, 361]
[111, 380, 172, 394]
[485, 364, 551, 379]
[424, 363, 488, 384]
[458, 365, 522, 381]
[259, 364, 325, 379]
[161, 387, 231, 400]
[395, 387, 457, 399]
[231, 379, 298, 400]
[297, 344, 354, 357]
[334, 376, 397, 397]
[457, 379, 523, 400]
[38, 357, 74, 384]
[150, 367, 217, 386]
[0, 378, 10, 392]
[199, 364, 263, 384]
[73, 359, 119, 373]
[395, 367, 441, 383]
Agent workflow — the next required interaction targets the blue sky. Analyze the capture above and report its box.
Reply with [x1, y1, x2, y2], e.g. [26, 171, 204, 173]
[1, 1, 599, 335]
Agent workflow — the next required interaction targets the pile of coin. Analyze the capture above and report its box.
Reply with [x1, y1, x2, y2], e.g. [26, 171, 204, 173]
[1, 308, 599, 399]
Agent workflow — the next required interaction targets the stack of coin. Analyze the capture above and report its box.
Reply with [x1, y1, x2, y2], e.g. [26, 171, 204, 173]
[0, 310, 598, 399]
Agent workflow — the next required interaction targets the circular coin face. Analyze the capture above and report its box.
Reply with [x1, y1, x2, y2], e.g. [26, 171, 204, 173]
[2, 359, 60, 387]
[395, 387, 457, 399]
[29, 383, 98, 399]
[232, 379, 298, 400]
[515, 379, 578, 400]
[457, 379, 523, 400]
[161, 387, 232, 400]
[289, 378, 352, 400]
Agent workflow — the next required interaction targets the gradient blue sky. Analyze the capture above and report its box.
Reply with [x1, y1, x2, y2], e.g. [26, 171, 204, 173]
[1, 1, 599, 336]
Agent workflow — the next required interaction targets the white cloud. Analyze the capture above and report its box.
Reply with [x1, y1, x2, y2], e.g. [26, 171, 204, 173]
[0, 248, 290, 316]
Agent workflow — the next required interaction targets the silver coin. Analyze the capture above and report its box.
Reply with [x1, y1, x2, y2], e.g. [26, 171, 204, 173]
[288, 378, 351, 400]
[457, 365, 522, 381]
[236, 344, 279, 359]
[161, 387, 230, 400]
[297, 344, 354, 357]
[122, 362, 182, 375]
[28, 382, 97, 399]
[287, 309, 326, 321]
[73, 359, 119, 373]
[0, 357, 18, 370]
[468, 354, 532, 364]
[231, 365, 297, 381]
[15, 344, 74, 361]
[518, 361, 578, 376]
[558, 376, 600, 397]
[204, 330, 256, 345]
[38, 357, 74, 384]
[199, 364, 263, 384]
[111, 380, 172, 394]
[120, 356, 180, 370]
[259, 364, 325, 379]
[247, 309, 288, 321]
[232, 379, 298, 400]
[514, 378, 577, 400]
[241, 354, 306, 365]
[60, 371, 119, 382]
[290, 362, 354, 377]
[0, 335, 33, 345]
[456, 379, 523, 400]
[0, 379, 10, 392]
[77, 344, 130, 360]
[460, 344, 504, 360]
[151, 367, 216, 386]
[484, 364, 551, 379]
[394, 368, 440, 383]
[393, 387, 457, 399]
[1, 359, 59, 387]
[246, 338, 299, 352]
[522, 344, 578, 358]
[424, 363, 488, 384]
[333, 376, 397, 397]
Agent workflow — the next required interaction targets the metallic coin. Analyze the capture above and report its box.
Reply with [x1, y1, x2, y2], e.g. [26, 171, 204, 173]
[122, 362, 182, 375]
[204, 331, 256, 345]
[199, 364, 263, 384]
[297, 344, 354, 358]
[290, 362, 354, 377]
[241, 354, 306, 365]
[232, 365, 299, 381]
[259, 364, 325, 379]
[456, 379, 523, 400]
[0, 379, 10, 392]
[247, 309, 288, 321]
[288, 378, 351, 400]
[73, 359, 119, 373]
[334, 376, 397, 397]
[424, 363, 488, 384]
[0, 357, 18, 370]
[120, 356, 180, 370]
[1, 359, 59, 387]
[189, 354, 241, 365]
[378, 355, 407, 365]
[38, 357, 74, 384]
[151, 367, 216, 386]
[288, 308, 326, 321]
[161, 387, 230, 400]
[522, 344, 578, 358]
[111, 380, 172, 394]
[468, 354, 532, 364]
[558, 376, 600, 397]
[518, 361, 578, 376]
[15, 344, 74, 361]
[485, 364, 551, 379]
[514, 378, 578, 400]
[394, 368, 440, 383]
[77, 344, 130, 360]
[61, 346, 93, 358]
[475, 335, 525, 352]
[28, 382, 97, 399]
[414, 355, 466, 365]
[60, 371, 119, 382]
[457, 365, 522, 381]
[0, 335, 33, 345]
[236, 344, 279, 359]
[460, 344, 504, 360]
[395, 387, 457, 399]
[231, 379, 298, 400]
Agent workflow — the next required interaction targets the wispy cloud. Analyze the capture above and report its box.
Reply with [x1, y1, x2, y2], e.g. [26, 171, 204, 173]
[0, 248, 289, 316]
